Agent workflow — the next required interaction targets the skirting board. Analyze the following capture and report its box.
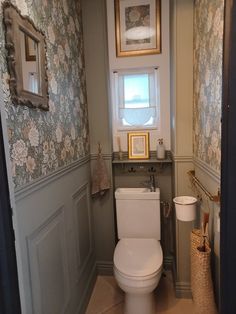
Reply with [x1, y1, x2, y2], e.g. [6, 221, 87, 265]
[175, 281, 192, 299]
[97, 257, 174, 276]
[163, 256, 174, 270]
[172, 262, 192, 299]
[96, 261, 113, 276]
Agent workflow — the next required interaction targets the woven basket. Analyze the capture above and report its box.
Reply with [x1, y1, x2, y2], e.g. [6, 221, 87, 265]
[191, 229, 217, 314]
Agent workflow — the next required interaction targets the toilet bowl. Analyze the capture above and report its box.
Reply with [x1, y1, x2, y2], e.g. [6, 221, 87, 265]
[114, 188, 162, 314]
[114, 238, 163, 314]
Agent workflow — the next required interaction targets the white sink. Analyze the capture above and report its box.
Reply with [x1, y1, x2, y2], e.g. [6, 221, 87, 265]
[115, 187, 160, 200]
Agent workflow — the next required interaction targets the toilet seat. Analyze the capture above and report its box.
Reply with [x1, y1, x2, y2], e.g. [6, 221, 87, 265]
[114, 238, 163, 278]
[114, 264, 162, 283]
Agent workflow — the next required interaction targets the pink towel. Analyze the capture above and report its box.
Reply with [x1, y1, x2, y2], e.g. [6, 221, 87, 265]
[91, 153, 111, 196]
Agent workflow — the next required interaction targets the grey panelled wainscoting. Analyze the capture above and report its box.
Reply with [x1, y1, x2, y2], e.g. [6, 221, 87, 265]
[174, 219, 195, 299]
[14, 157, 96, 314]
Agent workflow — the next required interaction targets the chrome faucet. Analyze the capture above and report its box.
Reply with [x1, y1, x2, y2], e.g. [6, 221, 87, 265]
[149, 174, 156, 192]
[141, 174, 156, 192]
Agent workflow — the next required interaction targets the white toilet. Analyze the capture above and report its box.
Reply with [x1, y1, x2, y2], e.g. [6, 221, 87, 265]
[114, 188, 163, 314]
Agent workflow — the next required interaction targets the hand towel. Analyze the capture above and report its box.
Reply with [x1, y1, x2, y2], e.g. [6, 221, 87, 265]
[91, 153, 111, 196]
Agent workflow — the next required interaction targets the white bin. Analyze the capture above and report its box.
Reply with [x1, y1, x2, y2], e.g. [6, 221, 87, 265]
[173, 196, 197, 221]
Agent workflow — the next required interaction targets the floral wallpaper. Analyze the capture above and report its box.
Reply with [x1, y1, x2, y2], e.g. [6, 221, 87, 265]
[0, 0, 89, 188]
[193, 0, 224, 173]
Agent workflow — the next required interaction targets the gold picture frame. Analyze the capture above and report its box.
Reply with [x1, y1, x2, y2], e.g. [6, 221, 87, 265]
[115, 0, 161, 57]
[128, 132, 150, 159]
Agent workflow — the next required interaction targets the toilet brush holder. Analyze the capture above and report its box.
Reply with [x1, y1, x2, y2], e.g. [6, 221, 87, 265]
[173, 196, 197, 221]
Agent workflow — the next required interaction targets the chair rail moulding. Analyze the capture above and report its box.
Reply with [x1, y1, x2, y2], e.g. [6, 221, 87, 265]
[90, 153, 113, 161]
[193, 156, 221, 184]
[172, 155, 193, 163]
[15, 155, 90, 201]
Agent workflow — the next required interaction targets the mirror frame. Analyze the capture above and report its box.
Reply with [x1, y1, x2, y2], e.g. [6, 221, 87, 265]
[3, 2, 49, 110]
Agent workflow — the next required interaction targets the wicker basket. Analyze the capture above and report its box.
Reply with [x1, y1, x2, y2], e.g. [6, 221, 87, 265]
[191, 229, 217, 314]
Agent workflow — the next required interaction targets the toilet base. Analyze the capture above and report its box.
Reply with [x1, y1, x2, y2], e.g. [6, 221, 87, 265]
[124, 292, 155, 314]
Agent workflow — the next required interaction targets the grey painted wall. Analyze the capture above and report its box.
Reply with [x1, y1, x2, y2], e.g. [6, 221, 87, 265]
[170, 0, 195, 298]
[81, 0, 115, 273]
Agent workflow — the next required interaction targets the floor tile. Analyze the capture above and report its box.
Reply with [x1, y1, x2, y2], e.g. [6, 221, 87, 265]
[86, 271, 194, 314]
[103, 303, 124, 314]
[86, 276, 124, 314]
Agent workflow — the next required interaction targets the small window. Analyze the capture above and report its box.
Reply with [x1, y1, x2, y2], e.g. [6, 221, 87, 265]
[113, 68, 159, 129]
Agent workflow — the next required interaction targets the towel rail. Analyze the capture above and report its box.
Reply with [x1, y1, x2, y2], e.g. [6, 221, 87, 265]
[188, 170, 220, 203]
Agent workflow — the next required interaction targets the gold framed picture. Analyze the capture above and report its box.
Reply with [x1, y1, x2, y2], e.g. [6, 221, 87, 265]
[128, 132, 150, 159]
[115, 0, 161, 57]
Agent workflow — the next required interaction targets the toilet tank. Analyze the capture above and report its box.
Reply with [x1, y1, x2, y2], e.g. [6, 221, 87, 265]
[115, 188, 161, 240]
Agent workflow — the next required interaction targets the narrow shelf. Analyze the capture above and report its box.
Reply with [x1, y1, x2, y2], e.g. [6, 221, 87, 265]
[112, 158, 172, 164]
[112, 151, 172, 164]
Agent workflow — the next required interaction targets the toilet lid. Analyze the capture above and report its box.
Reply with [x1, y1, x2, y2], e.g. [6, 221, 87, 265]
[114, 238, 163, 277]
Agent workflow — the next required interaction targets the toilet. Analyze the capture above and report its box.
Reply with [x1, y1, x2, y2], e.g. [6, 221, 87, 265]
[114, 188, 163, 314]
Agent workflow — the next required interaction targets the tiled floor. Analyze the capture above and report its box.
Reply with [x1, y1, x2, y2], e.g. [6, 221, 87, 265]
[86, 271, 194, 314]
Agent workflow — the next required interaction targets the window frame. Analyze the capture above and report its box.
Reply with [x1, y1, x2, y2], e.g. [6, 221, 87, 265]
[112, 67, 160, 131]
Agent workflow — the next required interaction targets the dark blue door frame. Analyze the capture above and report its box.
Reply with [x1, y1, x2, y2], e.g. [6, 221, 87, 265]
[0, 113, 21, 313]
[221, 0, 236, 313]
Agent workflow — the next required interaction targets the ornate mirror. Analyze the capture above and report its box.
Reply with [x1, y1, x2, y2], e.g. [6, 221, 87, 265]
[3, 2, 49, 110]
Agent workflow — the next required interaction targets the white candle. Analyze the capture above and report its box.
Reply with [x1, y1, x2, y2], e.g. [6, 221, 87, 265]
[117, 136, 121, 151]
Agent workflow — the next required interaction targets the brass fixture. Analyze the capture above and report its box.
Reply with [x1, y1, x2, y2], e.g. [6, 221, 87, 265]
[188, 170, 220, 203]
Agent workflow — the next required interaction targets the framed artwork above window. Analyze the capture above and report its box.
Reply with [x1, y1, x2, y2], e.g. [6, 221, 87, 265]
[115, 0, 161, 57]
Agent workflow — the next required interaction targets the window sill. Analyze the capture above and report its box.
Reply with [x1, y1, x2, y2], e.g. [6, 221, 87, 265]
[116, 126, 158, 132]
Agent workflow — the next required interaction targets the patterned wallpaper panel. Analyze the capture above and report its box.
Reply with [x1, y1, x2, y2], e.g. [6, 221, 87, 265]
[0, 0, 89, 188]
[193, 0, 224, 173]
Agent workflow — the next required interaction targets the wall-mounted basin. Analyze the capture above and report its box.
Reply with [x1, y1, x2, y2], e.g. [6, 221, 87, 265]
[115, 187, 160, 200]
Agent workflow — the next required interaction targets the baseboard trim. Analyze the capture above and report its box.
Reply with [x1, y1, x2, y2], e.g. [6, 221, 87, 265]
[96, 261, 113, 276]
[163, 255, 174, 270]
[77, 262, 97, 314]
[175, 281, 192, 299]
[171, 259, 192, 299]
[15, 155, 90, 201]
[97, 258, 174, 275]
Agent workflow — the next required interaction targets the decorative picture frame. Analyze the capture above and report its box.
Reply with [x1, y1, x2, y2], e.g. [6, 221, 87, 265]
[25, 34, 36, 61]
[128, 132, 150, 159]
[3, 2, 49, 110]
[115, 0, 161, 57]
